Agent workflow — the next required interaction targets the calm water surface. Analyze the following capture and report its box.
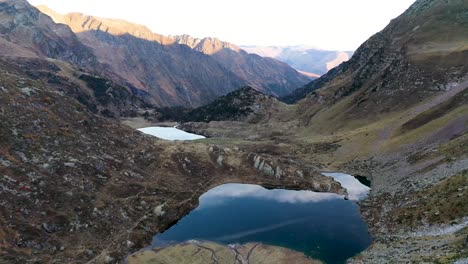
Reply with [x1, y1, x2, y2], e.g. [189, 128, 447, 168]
[138, 126, 205, 140]
[153, 178, 372, 264]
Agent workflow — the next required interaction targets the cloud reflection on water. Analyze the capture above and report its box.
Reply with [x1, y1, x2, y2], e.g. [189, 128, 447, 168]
[199, 183, 342, 208]
[199, 172, 369, 208]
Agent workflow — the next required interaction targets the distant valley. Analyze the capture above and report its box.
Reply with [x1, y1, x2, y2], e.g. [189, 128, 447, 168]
[241, 45, 354, 77]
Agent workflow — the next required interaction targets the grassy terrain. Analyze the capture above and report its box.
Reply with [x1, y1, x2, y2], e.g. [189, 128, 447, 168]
[390, 170, 467, 226]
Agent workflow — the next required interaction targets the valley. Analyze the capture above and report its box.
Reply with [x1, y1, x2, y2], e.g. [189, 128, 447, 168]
[0, 0, 467, 263]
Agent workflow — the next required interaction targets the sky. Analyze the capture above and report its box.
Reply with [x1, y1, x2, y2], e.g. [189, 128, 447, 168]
[27, 0, 416, 51]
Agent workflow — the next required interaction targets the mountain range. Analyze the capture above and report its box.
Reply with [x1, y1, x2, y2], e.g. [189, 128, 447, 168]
[36, 5, 311, 107]
[241, 45, 354, 77]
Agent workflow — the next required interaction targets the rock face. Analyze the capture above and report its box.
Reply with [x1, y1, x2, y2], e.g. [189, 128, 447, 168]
[0, 0, 96, 66]
[241, 45, 354, 76]
[37, 7, 310, 106]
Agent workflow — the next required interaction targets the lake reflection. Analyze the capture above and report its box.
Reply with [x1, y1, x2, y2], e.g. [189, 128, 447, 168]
[153, 183, 372, 264]
[201, 183, 343, 207]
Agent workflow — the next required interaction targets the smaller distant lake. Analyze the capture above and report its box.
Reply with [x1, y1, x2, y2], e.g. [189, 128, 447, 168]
[152, 173, 372, 264]
[322, 172, 370, 200]
[138, 126, 205, 141]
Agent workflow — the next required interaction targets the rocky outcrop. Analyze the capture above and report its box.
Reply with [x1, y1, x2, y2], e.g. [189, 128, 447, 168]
[128, 241, 322, 264]
[172, 34, 241, 55]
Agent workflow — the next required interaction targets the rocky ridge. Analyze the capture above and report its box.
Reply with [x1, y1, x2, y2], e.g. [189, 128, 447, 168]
[37, 6, 310, 106]
[173, 35, 312, 97]
[283, 0, 467, 110]
[0, 0, 96, 67]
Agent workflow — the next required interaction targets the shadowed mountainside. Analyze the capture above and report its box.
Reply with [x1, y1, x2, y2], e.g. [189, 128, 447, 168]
[0, 0, 153, 117]
[173, 35, 312, 96]
[157, 86, 287, 124]
[37, 6, 311, 106]
[0, 0, 96, 66]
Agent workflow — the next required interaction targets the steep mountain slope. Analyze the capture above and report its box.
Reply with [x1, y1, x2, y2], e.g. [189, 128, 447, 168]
[173, 35, 311, 96]
[0, 0, 151, 117]
[241, 45, 354, 76]
[284, 0, 467, 110]
[0, 0, 96, 66]
[36, 7, 244, 107]
[38, 7, 310, 106]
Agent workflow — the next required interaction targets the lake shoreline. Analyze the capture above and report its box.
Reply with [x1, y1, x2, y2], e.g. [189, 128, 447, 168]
[146, 178, 371, 263]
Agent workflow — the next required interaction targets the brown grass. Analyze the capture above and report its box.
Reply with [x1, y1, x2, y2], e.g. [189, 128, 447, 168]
[391, 171, 468, 227]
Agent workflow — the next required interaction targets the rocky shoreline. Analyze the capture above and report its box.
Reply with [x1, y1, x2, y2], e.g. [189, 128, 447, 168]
[127, 241, 322, 264]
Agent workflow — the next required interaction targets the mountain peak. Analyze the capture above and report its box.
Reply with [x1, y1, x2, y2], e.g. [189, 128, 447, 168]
[171, 34, 241, 54]
[34, 6, 310, 103]
[0, 1, 97, 66]
[36, 5, 174, 45]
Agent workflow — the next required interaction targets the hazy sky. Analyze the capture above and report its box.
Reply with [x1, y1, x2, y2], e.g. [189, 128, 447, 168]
[27, 0, 416, 51]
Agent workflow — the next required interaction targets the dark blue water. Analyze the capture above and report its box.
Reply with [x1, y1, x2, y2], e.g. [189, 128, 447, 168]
[152, 183, 372, 264]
